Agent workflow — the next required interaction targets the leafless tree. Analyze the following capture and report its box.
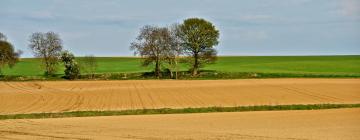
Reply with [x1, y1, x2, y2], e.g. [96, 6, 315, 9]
[29, 32, 63, 76]
[130, 25, 173, 78]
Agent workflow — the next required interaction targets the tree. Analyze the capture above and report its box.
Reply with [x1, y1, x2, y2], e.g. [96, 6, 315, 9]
[0, 33, 21, 74]
[81, 55, 97, 78]
[61, 50, 80, 80]
[130, 25, 173, 78]
[167, 24, 183, 79]
[29, 32, 63, 76]
[177, 18, 220, 76]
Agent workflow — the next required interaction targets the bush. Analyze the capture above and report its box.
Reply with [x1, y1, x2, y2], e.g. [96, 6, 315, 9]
[61, 51, 80, 80]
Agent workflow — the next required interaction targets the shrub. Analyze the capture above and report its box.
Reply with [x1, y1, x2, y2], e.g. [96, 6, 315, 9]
[61, 51, 80, 80]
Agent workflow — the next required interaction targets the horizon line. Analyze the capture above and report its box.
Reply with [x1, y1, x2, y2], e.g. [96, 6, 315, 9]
[19, 54, 360, 59]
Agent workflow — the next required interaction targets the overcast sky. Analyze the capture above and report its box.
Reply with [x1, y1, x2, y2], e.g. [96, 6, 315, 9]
[1, 0, 359, 57]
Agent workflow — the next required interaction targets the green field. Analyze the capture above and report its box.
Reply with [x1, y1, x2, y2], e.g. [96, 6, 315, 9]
[1, 55, 360, 77]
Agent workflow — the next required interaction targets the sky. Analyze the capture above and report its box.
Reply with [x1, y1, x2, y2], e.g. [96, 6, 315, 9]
[0, 0, 359, 57]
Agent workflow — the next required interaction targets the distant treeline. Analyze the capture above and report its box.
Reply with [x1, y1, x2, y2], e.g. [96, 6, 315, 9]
[0, 18, 220, 80]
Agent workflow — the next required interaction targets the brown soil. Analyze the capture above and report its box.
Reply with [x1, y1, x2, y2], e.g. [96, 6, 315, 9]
[0, 108, 359, 140]
[0, 79, 359, 114]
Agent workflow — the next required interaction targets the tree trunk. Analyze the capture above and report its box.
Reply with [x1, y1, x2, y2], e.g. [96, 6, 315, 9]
[175, 57, 178, 80]
[155, 60, 161, 78]
[169, 69, 174, 79]
[192, 53, 199, 76]
[44, 56, 50, 76]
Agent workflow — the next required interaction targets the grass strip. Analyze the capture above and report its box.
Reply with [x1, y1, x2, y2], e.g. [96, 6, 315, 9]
[2, 71, 360, 81]
[1, 104, 359, 120]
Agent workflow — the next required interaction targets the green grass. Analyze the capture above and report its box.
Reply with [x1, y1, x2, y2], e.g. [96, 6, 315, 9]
[80, 57, 152, 73]
[206, 55, 360, 75]
[0, 104, 359, 120]
[1, 57, 149, 76]
[1, 55, 360, 77]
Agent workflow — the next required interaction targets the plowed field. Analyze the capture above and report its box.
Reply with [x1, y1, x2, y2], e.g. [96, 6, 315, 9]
[0, 79, 359, 114]
[0, 108, 359, 140]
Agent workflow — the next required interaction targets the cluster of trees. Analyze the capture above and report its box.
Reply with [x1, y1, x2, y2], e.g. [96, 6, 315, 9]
[131, 18, 219, 78]
[28, 31, 97, 79]
[1, 17, 219, 80]
[0, 31, 97, 80]
[27, 31, 81, 79]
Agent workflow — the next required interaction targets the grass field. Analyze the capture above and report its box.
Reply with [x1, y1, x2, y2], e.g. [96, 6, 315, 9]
[1, 55, 360, 77]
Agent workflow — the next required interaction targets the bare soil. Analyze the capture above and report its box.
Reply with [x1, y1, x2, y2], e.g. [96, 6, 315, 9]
[0, 79, 359, 114]
[0, 108, 359, 140]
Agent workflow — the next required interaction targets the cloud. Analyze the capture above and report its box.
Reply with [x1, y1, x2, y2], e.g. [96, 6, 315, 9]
[215, 14, 275, 28]
[238, 15, 273, 21]
[27, 11, 55, 20]
[223, 28, 270, 42]
[240, 30, 269, 41]
[338, 0, 360, 17]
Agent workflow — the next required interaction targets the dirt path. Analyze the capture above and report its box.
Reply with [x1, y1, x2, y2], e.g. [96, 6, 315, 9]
[0, 108, 359, 140]
[0, 79, 359, 114]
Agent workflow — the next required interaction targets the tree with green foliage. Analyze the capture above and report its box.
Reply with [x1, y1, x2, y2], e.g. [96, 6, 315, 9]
[28, 32, 63, 76]
[177, 18, 220, 76]
[61, 50, 80, 80]
[130, 25, 174, 78]
[0, 32, 21, 74]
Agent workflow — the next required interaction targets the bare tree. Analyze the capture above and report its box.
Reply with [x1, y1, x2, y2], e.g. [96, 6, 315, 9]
[29, 32, 63, 76]
[81, 55, 97, 78]
[130, 25, 173, 78]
